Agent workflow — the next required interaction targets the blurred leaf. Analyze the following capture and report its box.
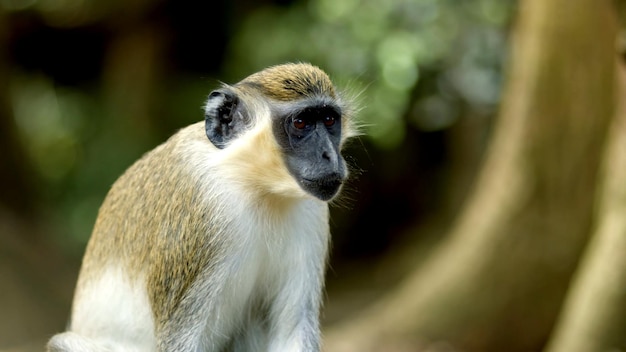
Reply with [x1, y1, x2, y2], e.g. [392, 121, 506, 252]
[226, 0, 515, 148]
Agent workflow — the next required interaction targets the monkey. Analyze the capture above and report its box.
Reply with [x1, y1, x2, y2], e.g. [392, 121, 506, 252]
[46, 62, 359, 352]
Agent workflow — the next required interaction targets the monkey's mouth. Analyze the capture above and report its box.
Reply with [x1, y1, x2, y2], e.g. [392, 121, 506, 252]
[301, 174, 344, 201]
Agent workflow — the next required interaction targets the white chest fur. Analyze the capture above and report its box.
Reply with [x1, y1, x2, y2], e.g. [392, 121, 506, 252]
[196, 193, 330, 350]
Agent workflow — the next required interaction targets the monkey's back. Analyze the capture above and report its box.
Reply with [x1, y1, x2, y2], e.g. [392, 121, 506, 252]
[70, 123, 228, 339]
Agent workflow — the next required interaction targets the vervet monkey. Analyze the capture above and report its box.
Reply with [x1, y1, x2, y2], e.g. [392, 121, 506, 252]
[47, 63, 359, 352]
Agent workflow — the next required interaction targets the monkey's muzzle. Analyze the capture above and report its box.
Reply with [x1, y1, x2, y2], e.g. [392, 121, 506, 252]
[301, 173, 344, 201]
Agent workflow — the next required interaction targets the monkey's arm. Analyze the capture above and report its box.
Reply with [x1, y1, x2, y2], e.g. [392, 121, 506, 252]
[266, 209, 330, 352]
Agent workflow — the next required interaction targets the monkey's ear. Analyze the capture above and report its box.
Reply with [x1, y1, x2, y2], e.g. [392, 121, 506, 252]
[204, 89, 248, 149]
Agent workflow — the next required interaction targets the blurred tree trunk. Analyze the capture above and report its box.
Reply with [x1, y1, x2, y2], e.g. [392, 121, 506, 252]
[324, 0, 618, 351]
[0, 8, 38, 218]
[543, 59, 626, 352]
[102, 21, 165, 146]
[0, 6, 168, 351]
[0, 10, 74, 351]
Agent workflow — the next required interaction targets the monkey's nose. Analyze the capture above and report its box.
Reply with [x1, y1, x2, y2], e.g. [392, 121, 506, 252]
[320, 147, 339, 169]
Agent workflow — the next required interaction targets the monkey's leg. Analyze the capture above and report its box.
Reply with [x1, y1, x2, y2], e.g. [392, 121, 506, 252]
[155, 280, 240, 352]
[48, 332, 154, 352]
[47, 332, 115, 352]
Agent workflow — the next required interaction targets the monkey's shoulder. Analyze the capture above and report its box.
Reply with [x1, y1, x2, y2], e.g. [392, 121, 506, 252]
[116, 122, 215, 181]
[95, 123, 219, 218]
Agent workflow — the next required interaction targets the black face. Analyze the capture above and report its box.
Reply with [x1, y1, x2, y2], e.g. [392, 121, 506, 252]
[273, 98, 346, 201]
[205, 89, 346, 201]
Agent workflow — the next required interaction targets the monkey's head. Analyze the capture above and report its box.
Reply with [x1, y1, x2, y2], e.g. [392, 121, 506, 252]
[204, 63, 358, 202]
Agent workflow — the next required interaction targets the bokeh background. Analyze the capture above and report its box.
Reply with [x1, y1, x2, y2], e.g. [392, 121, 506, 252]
[1, 0, 625, 351]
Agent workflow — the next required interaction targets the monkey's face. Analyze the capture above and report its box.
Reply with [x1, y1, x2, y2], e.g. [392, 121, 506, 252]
[273, 98, 347, 201]
[204, 63, 354, 202]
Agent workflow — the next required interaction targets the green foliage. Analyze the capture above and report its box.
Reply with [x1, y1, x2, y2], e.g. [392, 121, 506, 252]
[226, 0, 515, 149]
[4, 0, 515, 252]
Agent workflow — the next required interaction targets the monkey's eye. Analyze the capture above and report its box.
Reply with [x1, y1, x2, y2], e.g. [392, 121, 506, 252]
[323, 116, 336, 127]
[293, 118, 307, 130]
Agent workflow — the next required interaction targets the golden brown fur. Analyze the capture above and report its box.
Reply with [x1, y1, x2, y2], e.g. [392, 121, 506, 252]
[48, 62, 359, 352]
[240, 63, 337, 101]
